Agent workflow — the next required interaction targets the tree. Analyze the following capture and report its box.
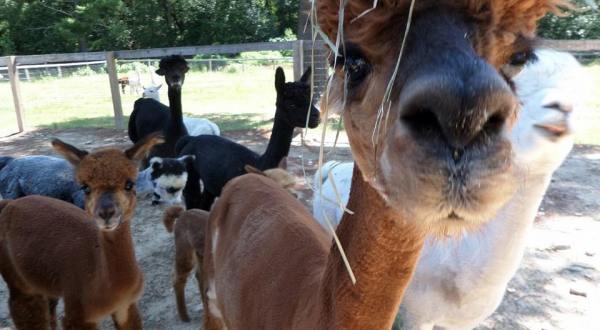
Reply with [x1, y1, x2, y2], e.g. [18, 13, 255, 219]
[538, 0, 600, 39]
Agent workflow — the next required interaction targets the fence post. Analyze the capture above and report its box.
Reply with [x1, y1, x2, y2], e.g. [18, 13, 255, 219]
[293, 40, 305, 80]
[105, 51, 124, 129]
[7, 56, 25, 133]
[57, 66, 62, 78]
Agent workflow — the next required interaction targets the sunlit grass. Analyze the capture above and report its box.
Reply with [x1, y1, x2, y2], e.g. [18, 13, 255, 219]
[0, 64, 293, 136]
[0, 63, 599, 145]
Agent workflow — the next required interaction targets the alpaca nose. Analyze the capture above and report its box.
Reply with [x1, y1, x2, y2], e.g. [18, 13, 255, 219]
[399, 63, 517, 149]
[98, 207, 116, 221]
[97, 193, 117, 221]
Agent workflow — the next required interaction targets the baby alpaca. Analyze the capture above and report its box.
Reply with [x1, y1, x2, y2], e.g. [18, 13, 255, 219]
[163, 165, 298, 322]
[0, 133, 162, 329]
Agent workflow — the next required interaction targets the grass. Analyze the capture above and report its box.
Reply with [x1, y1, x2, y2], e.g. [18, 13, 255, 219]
[0, 64, 293, 136]
[0, 63, 599, 145]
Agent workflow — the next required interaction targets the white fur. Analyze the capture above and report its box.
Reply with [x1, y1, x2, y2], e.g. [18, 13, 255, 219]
[142, 84, 162, 101]
[183, 117, 221, 136]
[141, 86, 221, 136]
[153, 173, 188, 205]
[312, 49, 581, 329]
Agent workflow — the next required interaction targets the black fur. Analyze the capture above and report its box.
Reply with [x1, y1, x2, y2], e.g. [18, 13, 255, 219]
[150, 56, 189, 160]
[178, 67, 320, 210]
[128, 98, 169, 143]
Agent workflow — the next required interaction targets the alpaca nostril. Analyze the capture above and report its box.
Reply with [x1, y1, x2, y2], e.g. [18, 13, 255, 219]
[482, 113, 507, 136]
[401, 108, 443, 137]
[98, 207, 116, 221]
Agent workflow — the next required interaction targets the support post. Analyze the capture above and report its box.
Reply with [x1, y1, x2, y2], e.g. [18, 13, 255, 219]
[106, 51, 124, 129]
[57, 66, 62, 78]
[7, 56, 25, 133]
[293, 40, 305, 80]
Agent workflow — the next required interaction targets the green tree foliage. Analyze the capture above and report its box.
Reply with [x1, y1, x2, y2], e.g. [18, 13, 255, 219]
[0, 0, 299, 55]
[538, 0, 600, 39]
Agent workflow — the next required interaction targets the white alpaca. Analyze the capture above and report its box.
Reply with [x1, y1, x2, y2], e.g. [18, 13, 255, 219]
[312, 49, 582, 329]
[142, 84, 162, 101]
[141, 85, 221, 136]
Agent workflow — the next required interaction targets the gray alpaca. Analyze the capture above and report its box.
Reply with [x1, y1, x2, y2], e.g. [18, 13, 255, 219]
[0, 156, 85, 208]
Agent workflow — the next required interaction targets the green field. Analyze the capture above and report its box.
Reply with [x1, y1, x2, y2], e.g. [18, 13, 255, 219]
[0, 64, 294, 135]
[0, 63, 599, 145]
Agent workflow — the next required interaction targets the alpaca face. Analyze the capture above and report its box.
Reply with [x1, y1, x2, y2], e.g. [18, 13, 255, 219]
[143, 84, 162, 101]
[318, 1, 566, 233]
[149, 155, 194, 205]
[52, 134, 163, 231]
[274, 67, 321, 129]
[156, 55, 189, 90]
[511, 49, 580, 174]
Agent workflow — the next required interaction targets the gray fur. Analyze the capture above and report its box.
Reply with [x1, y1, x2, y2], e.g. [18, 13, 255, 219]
[0, 156, 85, 208]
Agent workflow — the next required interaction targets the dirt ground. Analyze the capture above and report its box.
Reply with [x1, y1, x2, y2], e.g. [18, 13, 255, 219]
[0, 127, 597, 330]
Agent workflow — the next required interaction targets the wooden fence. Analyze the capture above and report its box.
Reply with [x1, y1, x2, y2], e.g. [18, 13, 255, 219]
[0, 40, 326, 132]
[0, 39, 598, 133]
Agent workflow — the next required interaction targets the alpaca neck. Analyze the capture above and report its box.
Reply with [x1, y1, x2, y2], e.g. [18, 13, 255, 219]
[465, 173, 553, 285]
[167, 86, 187, 137]
[257, 116, 294, 169]
[317, 165, 426, 328]
[100, 221, 140, 287]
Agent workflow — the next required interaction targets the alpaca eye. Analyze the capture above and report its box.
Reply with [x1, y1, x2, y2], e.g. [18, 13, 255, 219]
[125, 180, 135, 191]
[501, 50, 537, 79]
[81, 184, 91, 195]
[344, 57, 370, 87]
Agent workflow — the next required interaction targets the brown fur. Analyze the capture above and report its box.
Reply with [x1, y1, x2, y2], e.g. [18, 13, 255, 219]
[0, 133, 162, 329]
[162, 206, 209, 322]
[163, 164, 298, 322]
[196, 1, 567, 329]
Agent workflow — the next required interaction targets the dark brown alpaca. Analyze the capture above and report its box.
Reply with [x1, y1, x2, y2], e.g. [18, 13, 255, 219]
[198, 1, 569, 329]
[0, 133, 162, 329]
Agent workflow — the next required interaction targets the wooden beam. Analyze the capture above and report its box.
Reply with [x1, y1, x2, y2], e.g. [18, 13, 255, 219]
[15, 51, 105, 66]
[539, 39, 600, 52]
[105, 52, 124, 129]
[115, 41, 296, 60]
[7, 56, 25, 133]
[293, 40, 305, 81]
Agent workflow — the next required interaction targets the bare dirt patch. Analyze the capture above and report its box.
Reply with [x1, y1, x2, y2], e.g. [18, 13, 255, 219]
[0, 128, 597, 329]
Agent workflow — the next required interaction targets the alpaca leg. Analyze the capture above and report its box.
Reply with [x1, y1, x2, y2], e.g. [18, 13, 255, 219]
[63, 299, 97, 330]
[173, 234, 196, 322]
[112, 303, 142, 330]
[7, 286, 50, 330]
[49, 298, 59, 330]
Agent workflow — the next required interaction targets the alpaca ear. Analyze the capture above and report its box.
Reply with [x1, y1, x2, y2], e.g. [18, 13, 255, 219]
[150, 157, 163, 170]
[155, 68, 166, 76]
[244, 165, 266, 176]
[300, 66, 312, 84]
[52, 139, 89, 166]
[125, 132, 164, 162]
[178, 155, 195, 168]
[278, 157, 288, 170]
[275, 67, 285, 93]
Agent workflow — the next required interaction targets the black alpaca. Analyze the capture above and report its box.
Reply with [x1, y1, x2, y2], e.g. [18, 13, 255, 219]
[178, 67, 320, 210]
[128, 98, 169, 143]
[128, 55, 189, 161]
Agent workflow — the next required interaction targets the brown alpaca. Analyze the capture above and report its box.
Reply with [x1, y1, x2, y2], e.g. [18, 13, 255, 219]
[0, 133, 162, 329]
[162, 164, 298, 322]
[196, 1, 569, 329]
